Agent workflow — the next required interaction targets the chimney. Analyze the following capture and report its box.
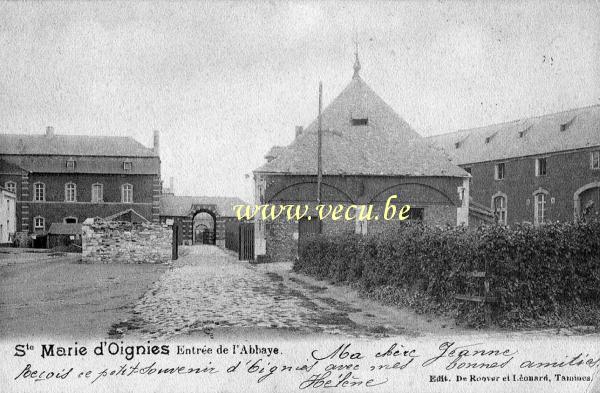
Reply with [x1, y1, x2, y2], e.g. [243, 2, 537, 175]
[46, 126, 55, 137]
[169, 177, 174, 193]
[153, 130, 160, 155]
[295, 126, 303, 138]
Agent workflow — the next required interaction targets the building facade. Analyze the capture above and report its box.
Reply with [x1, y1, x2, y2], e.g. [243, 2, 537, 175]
[427, 105, 600, 225]
[0, 185, 16, 244]
[159, 194, 247, 247]
[0, 127, 161, 235]
[254, 56, 471, 262]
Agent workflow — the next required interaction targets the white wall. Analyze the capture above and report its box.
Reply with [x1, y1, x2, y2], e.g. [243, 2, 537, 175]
[0, 189, 17, 243]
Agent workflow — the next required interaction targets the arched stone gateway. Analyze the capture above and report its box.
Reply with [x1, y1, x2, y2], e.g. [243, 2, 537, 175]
[191, 209, 217, 245]
[159, 195, 247, 247]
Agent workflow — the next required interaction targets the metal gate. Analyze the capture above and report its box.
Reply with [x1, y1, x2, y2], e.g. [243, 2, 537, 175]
[238, 222, 254, 261]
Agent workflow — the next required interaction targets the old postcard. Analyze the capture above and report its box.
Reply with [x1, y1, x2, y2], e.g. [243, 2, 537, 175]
[0, 1, 599, 392]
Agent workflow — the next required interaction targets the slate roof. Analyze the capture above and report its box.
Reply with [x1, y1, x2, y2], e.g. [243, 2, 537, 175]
[426, 105, 600, 165]
[255, 75, 468, 178]
[105, 209, 149, 223]
[0, 133, 157, 157]
[48, 223, 83, 235]
[264, 146, 286, 161]
[0, 158, 26, 174]
[160, 195, 248, 217]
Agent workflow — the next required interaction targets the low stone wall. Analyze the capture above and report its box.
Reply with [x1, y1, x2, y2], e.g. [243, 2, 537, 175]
[82, 220, 172, 264]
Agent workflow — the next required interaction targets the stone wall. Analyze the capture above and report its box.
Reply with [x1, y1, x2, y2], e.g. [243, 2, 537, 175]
[82, 220, 172, 264]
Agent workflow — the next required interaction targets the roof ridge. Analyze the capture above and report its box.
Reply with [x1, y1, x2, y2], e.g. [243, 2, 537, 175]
[164, 195, 246, 200]
[0, 132, 134, 138]
[428, 103, 600, 138]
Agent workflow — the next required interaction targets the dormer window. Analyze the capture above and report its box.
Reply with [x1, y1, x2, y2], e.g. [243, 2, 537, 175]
[351, 118, 368, 126]
[560, 116, 576, 131]
[485, 130, 499, 144]
[519, 125, 532, 138]
[123, 161, 133, 171]
[66, 159, 75, 169]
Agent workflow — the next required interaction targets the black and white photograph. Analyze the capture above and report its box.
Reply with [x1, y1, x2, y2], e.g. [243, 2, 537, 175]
[0, 1, 599, 392]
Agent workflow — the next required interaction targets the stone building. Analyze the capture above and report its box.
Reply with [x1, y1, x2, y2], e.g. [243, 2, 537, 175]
[427, 105, 600, 225]
[0, 185, 16, 244]
[254, 55, 471, 262]
[159, 194, 247, 246]
[0, 127, 161, 235]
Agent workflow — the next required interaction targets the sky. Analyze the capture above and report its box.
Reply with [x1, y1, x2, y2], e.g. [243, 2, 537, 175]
[0, 1, 599, 202]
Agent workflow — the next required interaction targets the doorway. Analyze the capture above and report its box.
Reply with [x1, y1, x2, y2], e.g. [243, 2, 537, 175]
[192, 211, 216, 245]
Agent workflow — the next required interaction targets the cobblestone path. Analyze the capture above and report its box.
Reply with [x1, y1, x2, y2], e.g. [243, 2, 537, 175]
[115, 246, 433, 340]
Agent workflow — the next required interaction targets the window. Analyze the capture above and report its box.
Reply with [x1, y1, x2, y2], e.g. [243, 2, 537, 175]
[351, 118, 368, 126]
[355, 216, 368, 235]
[560, 117, 575, 132]
[123, 161, 133, 171]
[65, 182, 77, 202]
[34, 216, 45, 230]
[493, 195, 507, 225]
[592, 151, 600, 170]
[91, 183, 103, 203]
[407, 207, 424, 221]
[33, 182, 45, 201]
[64, 217, 77, 224]
[534, 193, 546, 225]
[495, 163, 505, 180]
[535, 157, 547, 176]
[66, 159, 75, 169]
[518, 125, 532, 138]
[5, 181, 16, 193]
[121, 184, 133, 203]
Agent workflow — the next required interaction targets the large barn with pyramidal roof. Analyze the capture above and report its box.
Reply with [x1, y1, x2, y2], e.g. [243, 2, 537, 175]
[253, 54, 471, 262]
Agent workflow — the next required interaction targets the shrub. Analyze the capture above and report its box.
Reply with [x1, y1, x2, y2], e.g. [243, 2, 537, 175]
[294, 220, 600, 328]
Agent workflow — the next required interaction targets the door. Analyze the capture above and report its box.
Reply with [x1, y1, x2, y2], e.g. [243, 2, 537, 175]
[298, 217, 321, 240]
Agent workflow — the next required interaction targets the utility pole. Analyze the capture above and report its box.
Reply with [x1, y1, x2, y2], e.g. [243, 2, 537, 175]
[317, 81, 323, 206]
[317, 82, 323, 234]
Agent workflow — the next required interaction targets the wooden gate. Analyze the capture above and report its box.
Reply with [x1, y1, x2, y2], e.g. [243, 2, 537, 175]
[238, 222, 254, 261]
[172, 223, 179, 260]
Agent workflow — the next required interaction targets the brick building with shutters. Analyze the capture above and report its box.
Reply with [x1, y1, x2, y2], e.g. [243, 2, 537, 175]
[0, 127, 161, 237]
[253, 55, 471, 262]
[427, 105, 600, 226]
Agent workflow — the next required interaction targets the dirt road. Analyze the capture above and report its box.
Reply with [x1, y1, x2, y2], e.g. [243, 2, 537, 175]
[120, 245, 464, 340]
[0, 254, 166, 339]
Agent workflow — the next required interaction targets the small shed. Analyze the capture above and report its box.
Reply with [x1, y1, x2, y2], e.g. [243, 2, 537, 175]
[47, 223, 83, 250]
[105, 208, 149, 224]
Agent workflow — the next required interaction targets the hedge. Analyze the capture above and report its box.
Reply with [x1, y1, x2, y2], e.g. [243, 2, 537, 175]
[294, 220, 600, 328]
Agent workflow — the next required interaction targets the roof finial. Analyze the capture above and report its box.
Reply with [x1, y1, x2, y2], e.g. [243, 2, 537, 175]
[353, 39, 361, 79]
